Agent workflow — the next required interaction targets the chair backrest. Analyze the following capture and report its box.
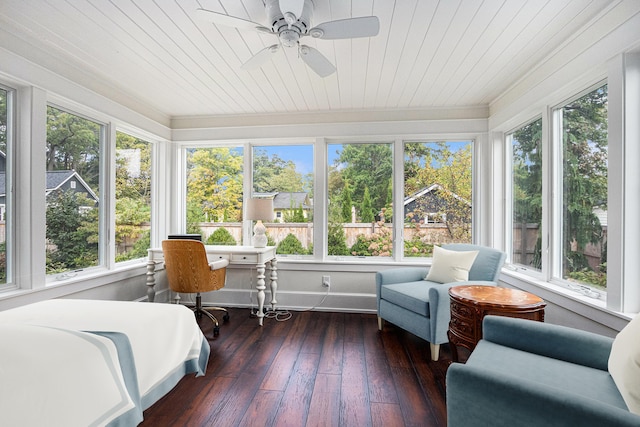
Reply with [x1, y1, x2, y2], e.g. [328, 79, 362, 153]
[442, 243, 506, 282]
[162, 239, 226, 294]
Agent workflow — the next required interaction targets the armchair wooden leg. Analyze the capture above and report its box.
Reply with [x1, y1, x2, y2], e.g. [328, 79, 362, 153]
[377, 316, 384, 331]
[430, 343, 440, 361]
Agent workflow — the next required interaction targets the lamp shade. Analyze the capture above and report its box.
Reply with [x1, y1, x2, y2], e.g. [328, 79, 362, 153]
[246, 198, 274, 221]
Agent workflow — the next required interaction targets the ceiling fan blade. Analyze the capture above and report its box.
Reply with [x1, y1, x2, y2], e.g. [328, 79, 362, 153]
[309, 16, 380, 40]
[196, 8, 271, 33]
[241, 44, 280, 70]
[299, 45, 335, 78]
[279, 0, 305, 24]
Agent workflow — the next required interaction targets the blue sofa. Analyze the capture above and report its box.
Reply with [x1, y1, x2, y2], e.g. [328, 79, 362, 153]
[375, 244, 506, 361]
[447, 315, 640, 427]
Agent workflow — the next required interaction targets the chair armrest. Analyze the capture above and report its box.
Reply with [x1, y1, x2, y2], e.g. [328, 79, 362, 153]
[482, 315, 613, 370]
[428, 281, 496, 343]
[209, 259, 229, 270]
[446, 363, 640, 427]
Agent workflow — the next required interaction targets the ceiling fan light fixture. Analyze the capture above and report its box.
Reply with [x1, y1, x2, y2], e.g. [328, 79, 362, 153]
[279, 29, 300, 47]
[309, 28, 323, 38]
[283, 11, 297, 26]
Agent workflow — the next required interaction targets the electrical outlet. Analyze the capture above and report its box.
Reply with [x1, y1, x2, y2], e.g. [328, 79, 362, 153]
[322, 275, 331, 288]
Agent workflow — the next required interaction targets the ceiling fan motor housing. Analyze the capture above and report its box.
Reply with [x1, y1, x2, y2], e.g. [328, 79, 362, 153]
[265, 0, 313, 38]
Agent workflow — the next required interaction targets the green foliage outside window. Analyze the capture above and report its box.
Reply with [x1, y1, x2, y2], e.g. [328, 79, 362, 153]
[206, 228, 237, 245]
[276, 233, 309, 255]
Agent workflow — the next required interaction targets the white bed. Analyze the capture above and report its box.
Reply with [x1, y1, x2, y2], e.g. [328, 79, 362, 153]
[0, 299, 210, 426]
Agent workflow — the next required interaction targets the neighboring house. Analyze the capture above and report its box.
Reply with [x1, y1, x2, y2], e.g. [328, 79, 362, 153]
[272, 192, 312, 223]
[0, 169, 98, 221]
[253, 192, 312, 223]
[403, 184, 471, 224]
[45, 170, 99, 210]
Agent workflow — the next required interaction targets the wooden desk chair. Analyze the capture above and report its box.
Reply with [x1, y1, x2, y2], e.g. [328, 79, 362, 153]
[162, 239, 229, 337]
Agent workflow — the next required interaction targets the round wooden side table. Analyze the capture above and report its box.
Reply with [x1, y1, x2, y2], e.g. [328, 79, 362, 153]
[448, 285, 546, 363]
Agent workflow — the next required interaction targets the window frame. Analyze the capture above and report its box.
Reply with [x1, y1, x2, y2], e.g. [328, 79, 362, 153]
[505, 116, 545, 280]
[0, 84, 15, 289]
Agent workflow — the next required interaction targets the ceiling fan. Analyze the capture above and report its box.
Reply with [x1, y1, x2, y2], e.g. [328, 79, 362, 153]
[196, 0, 380, 77]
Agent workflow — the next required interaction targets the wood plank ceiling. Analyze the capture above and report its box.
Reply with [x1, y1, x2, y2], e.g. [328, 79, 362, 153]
[0, 0, 615, 118]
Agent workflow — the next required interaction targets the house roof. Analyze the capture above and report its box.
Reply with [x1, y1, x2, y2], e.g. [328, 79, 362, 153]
[272, 192, 310, 210]
[0, 170, 99, 201]
[404, 184, 471, 207]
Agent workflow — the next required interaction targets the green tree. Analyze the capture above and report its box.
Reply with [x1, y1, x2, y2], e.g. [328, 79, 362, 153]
[328, 223, 350, 256]
[46, 106, 100, 189]
[187, 147, 243, 222]
[341, 181, 353, 222]
[253, 149, 304, 193]
[512, 119, 543, 269]
[404, 141, 473, 241]
[338, 144, 392, 217]
[361, 186, 375, 222]
[284, 202, 306, 222]
[115, 132, 151, 259]
[562, 85, 608, 284]
[46, 191, 98, 272]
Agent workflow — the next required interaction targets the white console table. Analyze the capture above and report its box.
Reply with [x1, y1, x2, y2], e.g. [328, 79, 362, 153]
[147, 245, 277, 326]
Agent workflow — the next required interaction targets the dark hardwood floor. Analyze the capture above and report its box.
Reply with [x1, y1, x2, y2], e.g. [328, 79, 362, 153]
[141, 308, 452, 427]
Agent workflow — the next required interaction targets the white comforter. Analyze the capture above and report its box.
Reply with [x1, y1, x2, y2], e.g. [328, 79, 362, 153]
[0, 299, 210, 426]
[0, 324, 138, 427]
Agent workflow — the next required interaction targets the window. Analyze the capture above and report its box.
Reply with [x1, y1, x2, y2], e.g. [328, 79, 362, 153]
[557, 84, 608, 291]
[509, 119, 543, 271]
[327, 142, 393, 257]
[115, 131, 151, 262]
[403, 141, 473, 257]
[252, 144, 313, 255]
[45, 105, 103, 274]
[0, 87, 10, 285]
[186, 147, 244, 245]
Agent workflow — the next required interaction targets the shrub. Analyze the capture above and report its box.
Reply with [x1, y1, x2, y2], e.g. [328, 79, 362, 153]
[349, 222, 392, 256]
[276, 233, 306, 255]
[206, 227, 237, 245]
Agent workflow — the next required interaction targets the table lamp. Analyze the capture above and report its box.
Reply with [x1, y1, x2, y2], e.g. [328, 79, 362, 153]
[246, 198, 273, 248]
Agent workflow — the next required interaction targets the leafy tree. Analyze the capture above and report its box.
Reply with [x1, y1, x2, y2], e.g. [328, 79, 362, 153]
[116, 230, 150, 262]
[328, 223, 349, 256]
[115, 132, 151, 259]
[46, 106, 100, 189]
[512, 119, 543, 269]
[206, 228, 236, 245]
[561, 85, 608, 283]
[187, 147, 243, 222]
[341, 181, 353, 222]
[186, 199, 205, 235]
[361, 186, 375, 222]
[404, 141, 472, 241]
[284, 202, 306, 222]
[253, 149, 305, 193]
[46, 190, 98, 272]
[337, 144, 392, 217]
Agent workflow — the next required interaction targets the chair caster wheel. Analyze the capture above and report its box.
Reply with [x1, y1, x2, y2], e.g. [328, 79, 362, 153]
[213, 326, 220, 337]
[223, 313, 230, 322]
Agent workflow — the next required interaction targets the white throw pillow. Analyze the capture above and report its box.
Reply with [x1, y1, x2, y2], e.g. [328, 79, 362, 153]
[609, 313, 640, 415]
[425, 245, 479, 284]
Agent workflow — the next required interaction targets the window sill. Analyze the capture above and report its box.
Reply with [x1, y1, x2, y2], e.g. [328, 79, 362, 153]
[500, 268, 632, 333]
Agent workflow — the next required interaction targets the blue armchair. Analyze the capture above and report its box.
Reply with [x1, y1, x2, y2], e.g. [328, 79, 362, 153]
[375, 244, 506, 361]
[447, 315, 640, 426]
